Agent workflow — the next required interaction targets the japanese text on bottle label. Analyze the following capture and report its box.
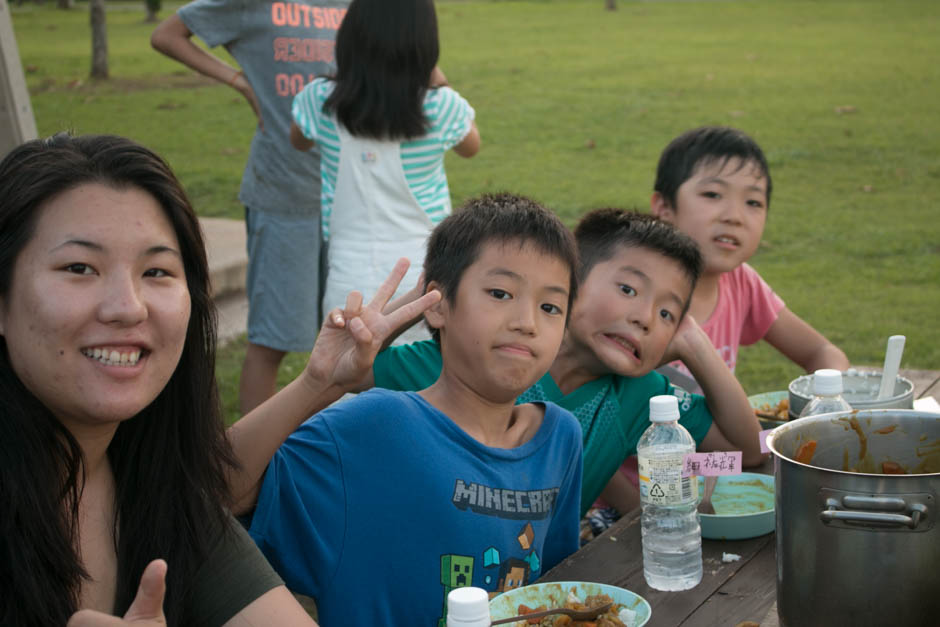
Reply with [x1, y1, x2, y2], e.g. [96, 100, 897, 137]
[638, 452, 694, 505]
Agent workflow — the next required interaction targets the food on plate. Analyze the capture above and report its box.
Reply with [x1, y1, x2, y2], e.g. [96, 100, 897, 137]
[754, 397, 789, 421]
[515, 591, 636, 626]
[794, 440, 817, 464]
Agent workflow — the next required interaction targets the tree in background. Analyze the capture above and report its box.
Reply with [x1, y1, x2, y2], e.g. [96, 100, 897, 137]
[90, 0, 107, 78]
[145, 0, 161, 23]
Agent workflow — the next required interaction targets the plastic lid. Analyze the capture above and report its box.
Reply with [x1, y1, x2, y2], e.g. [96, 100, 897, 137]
[649, 395, 680, 422]
[812, 369, 844, 395]
[447, 587, 490, 623]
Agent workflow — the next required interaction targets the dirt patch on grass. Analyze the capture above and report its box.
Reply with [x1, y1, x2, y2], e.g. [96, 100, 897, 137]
[32, 73, 221, 94]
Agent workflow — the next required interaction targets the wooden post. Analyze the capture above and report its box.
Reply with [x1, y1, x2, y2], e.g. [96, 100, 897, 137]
[89, 0, 108, 79]
[0, 0, 37, 158]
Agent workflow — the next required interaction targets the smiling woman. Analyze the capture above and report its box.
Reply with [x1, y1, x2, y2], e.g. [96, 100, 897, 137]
[0, 134, 320, 626]
[1, 183, 192, 430]
[0, 132, 444, 626]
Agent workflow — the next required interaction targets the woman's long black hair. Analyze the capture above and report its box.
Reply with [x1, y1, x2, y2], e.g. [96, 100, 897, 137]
[0, 134, 237, 625]
[325, 0, 440, 139]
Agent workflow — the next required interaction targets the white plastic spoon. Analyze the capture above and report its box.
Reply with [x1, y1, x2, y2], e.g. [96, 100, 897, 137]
[877, 335, 906, 400]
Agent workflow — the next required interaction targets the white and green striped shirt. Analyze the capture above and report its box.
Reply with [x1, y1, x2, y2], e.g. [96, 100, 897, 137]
[292, 78, 475, 240]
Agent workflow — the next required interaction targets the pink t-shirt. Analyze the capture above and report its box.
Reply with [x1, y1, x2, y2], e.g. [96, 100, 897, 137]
[670, 263, 785, 378]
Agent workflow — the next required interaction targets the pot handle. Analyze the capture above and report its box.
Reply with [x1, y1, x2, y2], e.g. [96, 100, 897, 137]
[821, 496, 928, 529]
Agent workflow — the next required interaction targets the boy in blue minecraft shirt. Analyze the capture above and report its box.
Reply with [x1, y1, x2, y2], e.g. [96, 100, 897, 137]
[246, 194, 583, 625]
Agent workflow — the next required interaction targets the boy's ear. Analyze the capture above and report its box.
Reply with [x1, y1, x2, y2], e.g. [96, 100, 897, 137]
[422, 280, 446, 331]
[650, 192, 676, 223]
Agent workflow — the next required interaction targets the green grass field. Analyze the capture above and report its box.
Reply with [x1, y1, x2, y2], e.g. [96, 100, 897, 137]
[10, 0, 940, 422]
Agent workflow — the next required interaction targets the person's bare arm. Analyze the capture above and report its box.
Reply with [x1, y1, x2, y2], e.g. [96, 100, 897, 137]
[598, 471, 641, 517]
[227, 260, 442, 514]
[428, 66, 479, 158]
[666, 315, 765, 467]
[452, 122, 480, 158]
[290, 121, 316, 151]
[763, 307, 850, 372]
[430, 65, 448, 87]
[151, 13, 262, 127]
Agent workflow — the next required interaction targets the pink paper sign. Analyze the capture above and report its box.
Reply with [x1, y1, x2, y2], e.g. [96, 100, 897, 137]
[682, 451, 742, 477]
[759, 429, 773, 454]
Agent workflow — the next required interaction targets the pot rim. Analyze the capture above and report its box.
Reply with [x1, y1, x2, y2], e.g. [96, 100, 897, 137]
[767, 408, 940, 477]
[788, 370, 914, 401]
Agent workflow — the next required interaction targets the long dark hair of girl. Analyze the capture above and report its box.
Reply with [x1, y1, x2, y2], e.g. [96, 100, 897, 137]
[325, 0, 440, 139]
[0, 134, 237, 625]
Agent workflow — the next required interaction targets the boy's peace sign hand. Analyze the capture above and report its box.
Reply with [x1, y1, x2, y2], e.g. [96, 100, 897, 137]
[304, 258, 441, 392]
[67, 560, 167, 627]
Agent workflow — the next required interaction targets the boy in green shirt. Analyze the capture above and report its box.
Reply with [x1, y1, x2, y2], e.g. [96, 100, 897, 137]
[369, 209, 764, 517]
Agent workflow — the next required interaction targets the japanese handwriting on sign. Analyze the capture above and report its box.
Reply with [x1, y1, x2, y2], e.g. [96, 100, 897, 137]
[682, 451, 743, 477]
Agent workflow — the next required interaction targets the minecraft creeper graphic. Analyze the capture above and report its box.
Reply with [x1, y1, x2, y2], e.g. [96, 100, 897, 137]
[439, 554, 474, 626]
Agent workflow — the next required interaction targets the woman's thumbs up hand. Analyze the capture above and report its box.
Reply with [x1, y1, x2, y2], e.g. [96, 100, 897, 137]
[68, 559, 167, 627]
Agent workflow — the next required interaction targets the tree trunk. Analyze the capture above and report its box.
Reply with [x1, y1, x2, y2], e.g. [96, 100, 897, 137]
[90, 0, 108, 79]
[605, 0, 616, 10]
[58, 0, 75, 9]
[145, 0, 161, 23]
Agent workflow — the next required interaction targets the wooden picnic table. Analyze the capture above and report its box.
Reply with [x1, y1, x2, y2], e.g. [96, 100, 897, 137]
[541, 457, 778, 627]
[539, 368, 939, 627]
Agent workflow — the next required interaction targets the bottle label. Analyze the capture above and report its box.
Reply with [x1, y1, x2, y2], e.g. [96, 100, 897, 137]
[638, 452, 693, 505]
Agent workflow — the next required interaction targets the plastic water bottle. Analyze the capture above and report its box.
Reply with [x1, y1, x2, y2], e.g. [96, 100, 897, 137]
[798, 369, 853, 418]
[446, 587, 490, 627]
[637, 395, 703, 591]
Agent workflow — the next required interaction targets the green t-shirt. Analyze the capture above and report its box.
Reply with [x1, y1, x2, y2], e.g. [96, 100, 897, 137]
[373, 340, 714, 516]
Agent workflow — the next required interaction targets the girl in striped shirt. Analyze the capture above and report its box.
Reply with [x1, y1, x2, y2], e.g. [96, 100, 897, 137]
[290, 0, 479, 342]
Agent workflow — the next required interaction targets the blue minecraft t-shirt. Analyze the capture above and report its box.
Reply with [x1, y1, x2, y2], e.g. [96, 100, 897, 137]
[373, 340, 714, 516]
[249, 388, 582, 625]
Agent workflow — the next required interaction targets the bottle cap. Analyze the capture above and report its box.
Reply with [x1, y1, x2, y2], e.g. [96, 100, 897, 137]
[649, 395, 680, 422]
[447, 587, 490, 624]
[813, 369, 844, 395]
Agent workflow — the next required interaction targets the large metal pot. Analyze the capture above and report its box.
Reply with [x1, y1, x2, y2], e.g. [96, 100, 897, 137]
[768, 409, 939, 626]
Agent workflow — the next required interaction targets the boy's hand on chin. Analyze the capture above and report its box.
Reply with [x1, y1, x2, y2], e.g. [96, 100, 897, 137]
[303, 259, 441, 392]
[660, 314, 707, 365]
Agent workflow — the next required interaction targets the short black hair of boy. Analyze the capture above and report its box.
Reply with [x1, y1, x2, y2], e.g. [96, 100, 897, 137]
[654, 126, 772, 210]
[575, 209, 703, 317]
[423, 192, 579, 342]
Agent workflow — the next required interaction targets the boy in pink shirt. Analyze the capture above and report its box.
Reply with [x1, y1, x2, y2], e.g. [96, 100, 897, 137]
[650, 126, 849, 381]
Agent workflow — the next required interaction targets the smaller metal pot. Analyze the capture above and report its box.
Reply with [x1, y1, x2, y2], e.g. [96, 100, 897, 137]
[787, 369, 913, 419]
